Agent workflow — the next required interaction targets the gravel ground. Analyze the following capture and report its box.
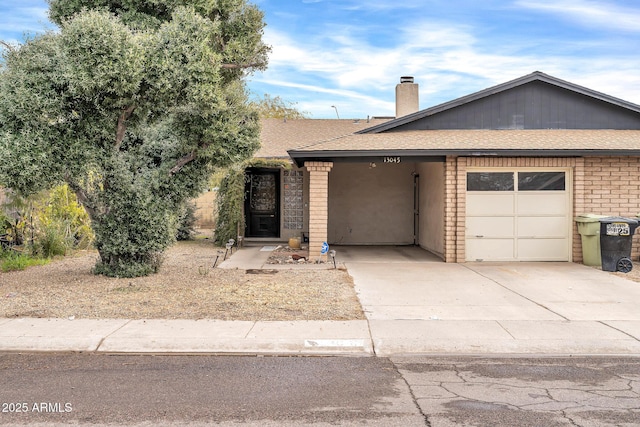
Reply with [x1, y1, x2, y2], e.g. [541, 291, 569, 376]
[5, 239, 634, 322]
[0, 240, 364, 321]
[612, 267, 640, 283]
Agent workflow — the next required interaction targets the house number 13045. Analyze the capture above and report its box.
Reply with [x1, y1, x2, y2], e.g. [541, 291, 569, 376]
[383, 156, 401, 163]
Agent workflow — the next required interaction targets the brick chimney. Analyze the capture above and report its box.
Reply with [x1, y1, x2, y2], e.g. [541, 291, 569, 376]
[395, 76, 419, 118]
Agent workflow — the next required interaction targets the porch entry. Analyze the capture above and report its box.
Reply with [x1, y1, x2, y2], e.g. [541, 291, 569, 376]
[244, 168, 280, 238]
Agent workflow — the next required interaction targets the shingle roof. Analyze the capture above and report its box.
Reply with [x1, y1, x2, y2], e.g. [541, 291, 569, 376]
[260, 72, 640, 167]
[256, 118, 392, 158]
[286, 129, 640, 166]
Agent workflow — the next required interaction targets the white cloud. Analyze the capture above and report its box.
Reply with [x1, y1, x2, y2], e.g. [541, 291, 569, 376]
[253, 76, 395, 118]
[338, 0, 435, 12]
[263, 20, 481, 91]
[515, 0, 640, 32]
[258, 9, 640, 118]
[257, 0, 640, 118]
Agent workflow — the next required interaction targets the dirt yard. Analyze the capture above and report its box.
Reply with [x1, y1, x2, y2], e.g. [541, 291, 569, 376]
[0, 240, 364, 321]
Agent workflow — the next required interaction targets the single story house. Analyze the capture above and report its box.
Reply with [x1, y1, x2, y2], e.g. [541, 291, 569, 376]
[249, 71, 640, 264]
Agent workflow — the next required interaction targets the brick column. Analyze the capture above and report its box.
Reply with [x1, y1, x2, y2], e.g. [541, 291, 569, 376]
[444, 156, 460, 263]
[455, 157, 467, 263]
[305, 161, 333, 261]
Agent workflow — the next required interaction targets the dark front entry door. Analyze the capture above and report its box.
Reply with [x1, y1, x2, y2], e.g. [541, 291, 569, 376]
[245, 169, 280, 238]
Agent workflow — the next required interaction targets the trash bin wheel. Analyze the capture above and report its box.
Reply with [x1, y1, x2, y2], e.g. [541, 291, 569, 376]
[617, 257, 633, 273]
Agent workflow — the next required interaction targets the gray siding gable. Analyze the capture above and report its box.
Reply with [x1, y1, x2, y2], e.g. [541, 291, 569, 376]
[362, 72, 640, 133]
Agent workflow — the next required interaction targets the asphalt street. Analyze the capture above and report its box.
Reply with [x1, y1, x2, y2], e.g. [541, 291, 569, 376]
[0, 354, 638, 426]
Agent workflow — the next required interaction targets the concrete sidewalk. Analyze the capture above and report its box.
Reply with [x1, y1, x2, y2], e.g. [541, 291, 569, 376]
[0, 318, 373, 355]
[2, 245, 640, 356]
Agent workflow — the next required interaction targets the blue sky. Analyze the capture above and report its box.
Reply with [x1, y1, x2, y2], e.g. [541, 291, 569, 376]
[2, 0, 640, 118]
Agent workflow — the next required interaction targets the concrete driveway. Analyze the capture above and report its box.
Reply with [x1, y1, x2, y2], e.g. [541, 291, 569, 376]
[339, 246, 640, 355]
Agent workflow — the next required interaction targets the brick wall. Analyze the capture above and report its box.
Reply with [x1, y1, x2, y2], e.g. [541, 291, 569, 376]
[582, 156, 640, 261]
[304, 155, 640, 264]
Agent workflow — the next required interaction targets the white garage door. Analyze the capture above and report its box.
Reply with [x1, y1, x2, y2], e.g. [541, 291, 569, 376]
[466, 169, 571, 262]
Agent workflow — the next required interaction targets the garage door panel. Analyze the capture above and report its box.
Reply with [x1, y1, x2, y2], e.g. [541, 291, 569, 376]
[517, 192, 567, 215]
[517, 216, 567, 238]
[465, 169, 570, 262]
[517, 238, 569, 261]
[467, 217, 514, 238]
[467, 239, 515, 262]
[467, 194, 514, 216]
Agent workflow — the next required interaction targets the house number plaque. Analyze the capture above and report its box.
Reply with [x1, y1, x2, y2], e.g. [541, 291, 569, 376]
[383, 156, 401, 164]
[606, 223, 630, 236]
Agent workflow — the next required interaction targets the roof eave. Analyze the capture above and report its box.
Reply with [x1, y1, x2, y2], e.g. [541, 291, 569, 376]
[287, 148, 640, 168]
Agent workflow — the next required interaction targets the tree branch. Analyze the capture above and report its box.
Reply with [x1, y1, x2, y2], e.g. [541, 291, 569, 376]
[65, 178, 98, 220]
[115, 105, 136, 149]
[169, 151, 196, 176]
[221, 62, 263, 69]
[0, 40, 15, 52]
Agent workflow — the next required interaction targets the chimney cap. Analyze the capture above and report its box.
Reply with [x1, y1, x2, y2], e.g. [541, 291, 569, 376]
[400, 76, 414, 84]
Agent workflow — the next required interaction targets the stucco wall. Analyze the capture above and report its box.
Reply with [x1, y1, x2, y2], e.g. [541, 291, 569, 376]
[417, 162, 445, 258]
[328, 162, 415, 245]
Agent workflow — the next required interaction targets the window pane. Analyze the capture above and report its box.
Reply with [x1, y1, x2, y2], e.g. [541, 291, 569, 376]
[467, 172, 514, 191]
[518, 172, 565, 191]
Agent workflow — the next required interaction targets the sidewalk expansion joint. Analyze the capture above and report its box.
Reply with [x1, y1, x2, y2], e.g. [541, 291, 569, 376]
[95, 319, 132, 352]
[496, 321, 517, 340]
[462, 264, 570, 321]
[244, 321, 257, 339]
[364, 317, 377, 357]
[599, 321, 640, 342]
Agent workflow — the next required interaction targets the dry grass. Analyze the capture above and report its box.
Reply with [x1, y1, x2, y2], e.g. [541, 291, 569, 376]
[0, 240, 364, 321]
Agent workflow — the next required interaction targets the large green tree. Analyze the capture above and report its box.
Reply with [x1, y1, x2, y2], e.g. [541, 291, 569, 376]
[0, 0, 269, 276]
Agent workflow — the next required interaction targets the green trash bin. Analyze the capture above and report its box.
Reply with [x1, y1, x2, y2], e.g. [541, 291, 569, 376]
[575, 214, 607, 266]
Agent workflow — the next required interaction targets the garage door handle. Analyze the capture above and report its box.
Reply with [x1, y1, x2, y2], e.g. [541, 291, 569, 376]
[475, 235, 484, 238]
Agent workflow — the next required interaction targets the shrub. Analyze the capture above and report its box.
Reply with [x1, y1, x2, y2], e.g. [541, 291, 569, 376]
[37, 184, 94, 250]
[0, 204, 28, 246]
[175, 201, 197, 241]
[92, 251, 164, 278]
[90, 181, 175, 278]
[30, 222, 72, 258]
[214, 166, 245, 246]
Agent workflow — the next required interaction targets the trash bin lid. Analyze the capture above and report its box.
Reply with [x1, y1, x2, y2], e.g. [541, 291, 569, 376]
[598, 216, 639, 224]
[574, 214, 607, 222]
